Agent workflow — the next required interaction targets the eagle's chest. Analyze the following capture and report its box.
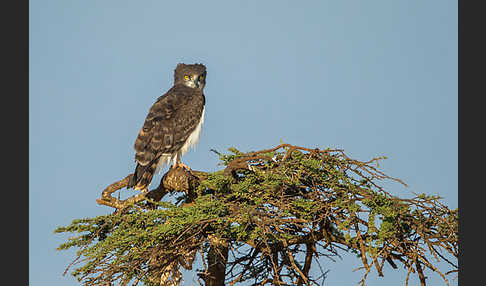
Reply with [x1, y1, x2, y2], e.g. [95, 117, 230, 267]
[179, 106, 205, 155]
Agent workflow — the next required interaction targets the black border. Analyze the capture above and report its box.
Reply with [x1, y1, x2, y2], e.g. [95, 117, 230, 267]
[3, 0, 29, 284]
[458, 0, 482, 285]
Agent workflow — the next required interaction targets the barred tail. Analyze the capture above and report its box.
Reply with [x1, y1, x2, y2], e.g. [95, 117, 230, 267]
[128, 162, 156, 191]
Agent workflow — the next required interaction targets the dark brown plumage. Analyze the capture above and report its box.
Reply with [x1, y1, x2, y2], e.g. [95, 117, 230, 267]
[128, 63, 207, 190]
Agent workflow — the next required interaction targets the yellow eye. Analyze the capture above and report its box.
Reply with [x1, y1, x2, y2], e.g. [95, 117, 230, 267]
[184, 75, 190, 80]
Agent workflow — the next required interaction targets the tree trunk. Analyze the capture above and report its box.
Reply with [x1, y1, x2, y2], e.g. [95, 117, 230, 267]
[205, 235, 229, 286]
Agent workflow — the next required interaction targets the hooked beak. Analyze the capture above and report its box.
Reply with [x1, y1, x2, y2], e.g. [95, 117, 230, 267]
[195, 75, 204, 89]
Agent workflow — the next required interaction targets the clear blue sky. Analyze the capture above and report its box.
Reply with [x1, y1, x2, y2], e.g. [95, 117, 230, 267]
[30, 0, 457, 285]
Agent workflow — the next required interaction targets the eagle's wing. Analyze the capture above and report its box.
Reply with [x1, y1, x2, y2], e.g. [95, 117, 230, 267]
[134, 85, 204, 166]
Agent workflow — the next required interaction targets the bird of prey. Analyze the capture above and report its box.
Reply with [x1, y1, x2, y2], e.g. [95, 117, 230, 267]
[127, 63, 207, 191]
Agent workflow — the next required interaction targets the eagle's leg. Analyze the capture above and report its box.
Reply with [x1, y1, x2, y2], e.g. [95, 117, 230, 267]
[173, 153, 192, 171]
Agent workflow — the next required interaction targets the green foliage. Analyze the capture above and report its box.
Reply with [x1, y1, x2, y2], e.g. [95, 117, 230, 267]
[56, 144, 458, 286]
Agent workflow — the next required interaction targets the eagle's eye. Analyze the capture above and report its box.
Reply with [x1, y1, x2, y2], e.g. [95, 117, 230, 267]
[184, 75, 190, 80]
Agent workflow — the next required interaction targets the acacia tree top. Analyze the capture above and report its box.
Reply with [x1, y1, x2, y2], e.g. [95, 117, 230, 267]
[55, 144, 458, 286]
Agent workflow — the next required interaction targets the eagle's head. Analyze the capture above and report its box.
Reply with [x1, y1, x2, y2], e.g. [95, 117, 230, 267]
[174, 63, 207, 90]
